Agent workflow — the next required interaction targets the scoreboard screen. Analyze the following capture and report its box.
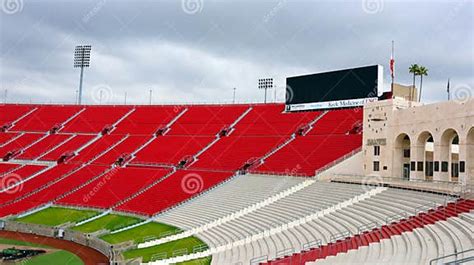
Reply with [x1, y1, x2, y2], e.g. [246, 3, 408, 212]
[286, 65, 382, 111]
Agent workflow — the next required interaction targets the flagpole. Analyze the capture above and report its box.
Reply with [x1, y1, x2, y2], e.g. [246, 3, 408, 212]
[391, 40, 394, 94]
[447, 78, 450, 100]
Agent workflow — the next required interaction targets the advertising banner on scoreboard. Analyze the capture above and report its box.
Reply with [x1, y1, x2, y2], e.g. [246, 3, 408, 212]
[285, 97, 378, 111]
[285, 65, 382, 111]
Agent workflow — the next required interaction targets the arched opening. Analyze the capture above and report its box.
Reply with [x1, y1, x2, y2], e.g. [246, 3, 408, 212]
[440, 129, 459, 182]
[467, 127, 474, 185]
[416, 131, 434, 180]
[394, 133, 411, 179]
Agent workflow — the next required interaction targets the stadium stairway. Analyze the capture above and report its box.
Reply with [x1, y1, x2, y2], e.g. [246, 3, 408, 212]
[263, 199, 474, 265]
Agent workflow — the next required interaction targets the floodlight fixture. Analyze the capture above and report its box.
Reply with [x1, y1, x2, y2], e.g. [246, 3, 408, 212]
[74, 45, 92, 105]
[258, 78, 273, 103]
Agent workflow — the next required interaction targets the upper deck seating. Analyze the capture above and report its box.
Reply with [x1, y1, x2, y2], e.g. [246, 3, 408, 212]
[12, 105, 82, 132]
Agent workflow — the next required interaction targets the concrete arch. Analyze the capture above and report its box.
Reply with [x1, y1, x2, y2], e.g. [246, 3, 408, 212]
[467, 127, 474, 186]
[414, 131, 434, 180]
[394, 133, 411, 179]
[437, 128, 460, 181]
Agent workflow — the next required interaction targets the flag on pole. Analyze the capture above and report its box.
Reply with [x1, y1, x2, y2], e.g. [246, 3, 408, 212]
[390, 41, 395, 80]
[447, 78, 450, 100]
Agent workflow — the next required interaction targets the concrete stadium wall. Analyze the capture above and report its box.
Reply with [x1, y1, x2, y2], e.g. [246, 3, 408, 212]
[1, 221, 123, 263]
[363, 98, 474, 187]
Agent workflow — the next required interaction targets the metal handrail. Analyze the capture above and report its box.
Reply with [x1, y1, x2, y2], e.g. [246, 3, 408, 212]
[302, 239, 322, 251]
[414, 201, 437, 215]
[429, 248, 474, 265]
[385, 212, 407, 225]
[332, 174, 463, 186]
[250, 255, 268, 265]
[276, 248, 294, 258]
[247, 170, 309, 178]
[358, 221, 379, 234]
[329, 230, 352, 243]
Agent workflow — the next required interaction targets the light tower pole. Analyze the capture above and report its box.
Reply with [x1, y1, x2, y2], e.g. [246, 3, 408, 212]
[74, 45, 92, 105]
[149, 89, 153, 105]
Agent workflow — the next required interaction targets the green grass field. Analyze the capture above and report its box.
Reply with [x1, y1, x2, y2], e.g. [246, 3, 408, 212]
[100, 221, 182, 244]
[123, 236, 208, 262]
[23, 250, 84, 265]
[0, 237, 83, 265]
[15, 206, 99, 227]
[176, 256, 212, 265]
[73, 214, 143, 233]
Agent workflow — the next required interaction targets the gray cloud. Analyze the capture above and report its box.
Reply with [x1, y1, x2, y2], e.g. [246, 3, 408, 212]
[0, 0, 472, 104]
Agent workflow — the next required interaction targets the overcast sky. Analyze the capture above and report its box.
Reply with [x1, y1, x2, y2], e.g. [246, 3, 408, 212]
[0, 0, 472, 105]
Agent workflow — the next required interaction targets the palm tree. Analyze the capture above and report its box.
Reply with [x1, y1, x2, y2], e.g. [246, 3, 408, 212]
[408, 64, 419, 101]
[417, 66, 428, 102]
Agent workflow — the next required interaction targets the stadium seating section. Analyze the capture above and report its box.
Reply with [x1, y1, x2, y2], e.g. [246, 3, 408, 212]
[116, 170, 233, 216]
[0, 103, 362, 218]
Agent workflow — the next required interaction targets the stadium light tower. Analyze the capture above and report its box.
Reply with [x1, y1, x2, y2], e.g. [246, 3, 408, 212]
[74, 45, 92, 105]
[258, 78, 273, 103]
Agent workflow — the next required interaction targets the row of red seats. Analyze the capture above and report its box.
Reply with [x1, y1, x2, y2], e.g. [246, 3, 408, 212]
[262, 199, 474, 265]
[116, 170, 233, 216]
[2, 104, 320, 137]
[0, 105, 34, 126]
[68, 134, 125, 164]
[0, 165, 108, 217]
[0, 133, 19, 146]
[93, 135, 151, 165]
[189, 136, 285, 171]
[0, 163, 19, 176]
[167, 105, 248, 136]
[12, 105, 82, 132]
[111, 106, 178, 135]
[0, 133, 44, 158]
[61, 106, 132, 133]
[132, 135, 215, 165]
[17, 134, 72, 160]
[232, 105, 320, 136]
[0, 164, 47, 189]
[307, 108, 362, 135]
[0, 163, 77, 203]
[256, 134, 362, 176]
[57, 167, 170, 209]
[40, 134, 95, 161]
